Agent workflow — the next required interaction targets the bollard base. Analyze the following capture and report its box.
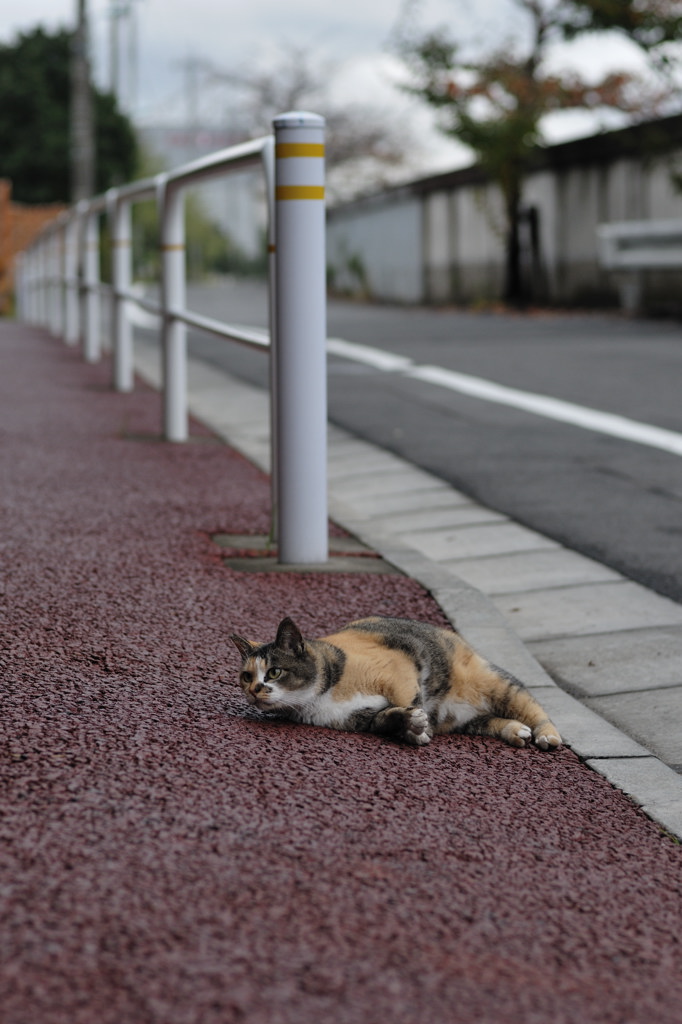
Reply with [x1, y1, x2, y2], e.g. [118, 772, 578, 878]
[212, 533, 403, 575]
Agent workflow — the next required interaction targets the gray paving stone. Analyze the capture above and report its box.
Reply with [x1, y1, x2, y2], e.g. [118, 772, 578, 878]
[328, 452, 410, 479]
[640, 801, 682, 840]
[187, 360, 229, 392]
[585, 686, 682, 765]
[448, 548, 622, 595]
[325, 438, 370, 460]
[191, 391, 269, 435]
[527, 686, 652, 758]
[411, 522, 559, 561]
[336, 469, 438, 499]
[494, 581, 682, 642]
[528, 627, 682, 696]
[134, 345, 162, 387]
[342, 486, 462, 515]
[586, 756, 682, 813]
[380, 504, 507, 533]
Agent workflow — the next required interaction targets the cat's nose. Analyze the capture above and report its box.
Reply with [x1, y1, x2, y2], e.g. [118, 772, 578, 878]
[252, 682, 271, 696]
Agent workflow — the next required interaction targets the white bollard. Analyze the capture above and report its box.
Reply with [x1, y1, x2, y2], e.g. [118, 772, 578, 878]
[261, 135, 279, 537]
[159, 176, 188, 443]
[108, 190, 133, 392]
[273, 111, 328, 565]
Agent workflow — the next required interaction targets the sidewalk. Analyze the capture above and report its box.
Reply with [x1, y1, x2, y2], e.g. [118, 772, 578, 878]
[2, 320, 682, 1024]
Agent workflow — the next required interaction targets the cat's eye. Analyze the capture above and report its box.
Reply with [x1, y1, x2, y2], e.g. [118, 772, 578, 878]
[266, 667, 283, 680]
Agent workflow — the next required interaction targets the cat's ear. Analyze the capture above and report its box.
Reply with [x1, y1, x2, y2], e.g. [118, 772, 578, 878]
[275, 617, 305, 656]
[230, 634, 258, 662]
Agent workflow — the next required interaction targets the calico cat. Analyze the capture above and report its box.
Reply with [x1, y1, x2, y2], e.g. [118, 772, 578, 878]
[230, 616, 561, 750]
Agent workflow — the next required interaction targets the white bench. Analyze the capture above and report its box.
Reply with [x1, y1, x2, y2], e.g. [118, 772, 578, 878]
[597, 218, 682, 312]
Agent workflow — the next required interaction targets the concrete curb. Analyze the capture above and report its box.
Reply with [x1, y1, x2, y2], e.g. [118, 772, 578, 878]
[133, 341, 682, 841]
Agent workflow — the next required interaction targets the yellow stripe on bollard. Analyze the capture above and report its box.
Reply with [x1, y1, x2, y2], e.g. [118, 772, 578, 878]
[275, 185, 325, 201]
[275, 143, 325, 158]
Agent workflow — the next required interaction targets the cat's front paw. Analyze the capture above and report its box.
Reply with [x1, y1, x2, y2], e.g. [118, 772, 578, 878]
[404, 707, 432, 746]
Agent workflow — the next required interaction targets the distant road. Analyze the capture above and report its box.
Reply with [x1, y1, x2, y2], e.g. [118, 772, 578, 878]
[139, 277, 682, 603]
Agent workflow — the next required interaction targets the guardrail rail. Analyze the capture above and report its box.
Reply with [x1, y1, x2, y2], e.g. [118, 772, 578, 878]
[16, 111, 328, 565]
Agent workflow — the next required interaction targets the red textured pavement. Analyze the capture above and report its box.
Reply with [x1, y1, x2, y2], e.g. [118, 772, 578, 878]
[1, 321, 681, 1024]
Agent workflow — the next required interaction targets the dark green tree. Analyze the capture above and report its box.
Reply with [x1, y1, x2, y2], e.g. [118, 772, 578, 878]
[0, 27, 137, 204]
[396, 0, 678, 304]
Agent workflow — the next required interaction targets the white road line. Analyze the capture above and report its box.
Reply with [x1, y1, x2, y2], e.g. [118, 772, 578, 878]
[327, 337, 682, 458]
[327, 337, 415, 373]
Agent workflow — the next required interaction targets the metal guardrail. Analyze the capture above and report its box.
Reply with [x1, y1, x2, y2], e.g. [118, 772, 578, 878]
[597, 218, 682, 312]
[16, 111, 328, 565]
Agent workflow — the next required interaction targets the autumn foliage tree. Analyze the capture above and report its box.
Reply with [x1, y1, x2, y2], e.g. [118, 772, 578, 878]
[396, 0, 680, 303]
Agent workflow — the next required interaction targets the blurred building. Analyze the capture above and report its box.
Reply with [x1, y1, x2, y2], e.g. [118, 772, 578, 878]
[327, 113, 682, 313]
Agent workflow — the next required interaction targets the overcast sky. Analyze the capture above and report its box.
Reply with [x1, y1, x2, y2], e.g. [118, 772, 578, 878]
[0, 0, 669, 174]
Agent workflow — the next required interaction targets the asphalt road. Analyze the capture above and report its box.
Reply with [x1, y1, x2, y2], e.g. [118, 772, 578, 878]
[140, 277, 682, 604]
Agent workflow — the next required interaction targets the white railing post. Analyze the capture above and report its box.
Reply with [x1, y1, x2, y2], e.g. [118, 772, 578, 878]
[22, 249, 33, 323]
[111, 192, 133, 387]
[108, 189, 133, 391]
[32, 246, 41, 324]
[273, 111, 328, 565]
[80, 202, 101, 363]
[49, 226, 63, 337]
[64, 212, 80, 345]
[158, 174, 188, 443]
[15, 252, 26, 321]
[36, 237, 46, 325]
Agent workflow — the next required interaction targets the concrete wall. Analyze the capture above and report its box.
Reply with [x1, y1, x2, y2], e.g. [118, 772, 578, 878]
[326, 191, 423, 303]
[451, 183, 506, 303]
[326, 122, 682, 310]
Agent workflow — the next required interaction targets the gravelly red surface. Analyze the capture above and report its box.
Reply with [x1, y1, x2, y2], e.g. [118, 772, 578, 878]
[1, 322, 681, 1024]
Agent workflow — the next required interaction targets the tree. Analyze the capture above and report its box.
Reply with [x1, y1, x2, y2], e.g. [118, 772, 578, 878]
[204, 46, 412, 202]
[395, 0, 677, 303]
[558, 0, 682, 57]
[0, 27, 137, 204]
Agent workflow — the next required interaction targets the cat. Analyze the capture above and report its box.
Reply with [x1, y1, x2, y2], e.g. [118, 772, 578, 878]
[229, 616, 561, 750]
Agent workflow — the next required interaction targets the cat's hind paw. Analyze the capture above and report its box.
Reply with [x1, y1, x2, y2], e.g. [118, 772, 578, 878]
[404, 707, 432, 747]
[501, 721, 532, 747]
[533, 725, 562, 751]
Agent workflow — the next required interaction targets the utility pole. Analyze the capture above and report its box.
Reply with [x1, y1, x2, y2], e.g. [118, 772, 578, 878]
[175, 56, 206, 131]
[110, 1, 143, 115]
[70, 0, 95, 202]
